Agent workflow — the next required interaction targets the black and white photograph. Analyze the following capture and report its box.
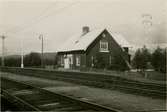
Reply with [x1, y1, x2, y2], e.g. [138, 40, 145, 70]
[0, 0, 166, 111]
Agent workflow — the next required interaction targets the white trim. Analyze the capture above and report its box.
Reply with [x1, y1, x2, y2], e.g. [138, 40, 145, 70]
[100, 50, 109, 52]
[67, 54, 73, 65]
[100, 41, 109, 52]
[76, 56, 80, 66]
[91, 56, 94, 67]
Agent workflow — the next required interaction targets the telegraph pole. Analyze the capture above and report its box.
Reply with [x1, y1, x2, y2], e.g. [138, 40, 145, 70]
[0, 35, 6, 67]
[39, 34, 44, 68]
[21, 37, 24, 68]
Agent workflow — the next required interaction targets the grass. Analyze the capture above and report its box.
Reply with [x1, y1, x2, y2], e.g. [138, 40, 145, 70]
[145, 71, 166, 81]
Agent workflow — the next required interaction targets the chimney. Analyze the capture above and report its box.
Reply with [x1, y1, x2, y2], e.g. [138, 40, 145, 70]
[82, 26, 89, 35]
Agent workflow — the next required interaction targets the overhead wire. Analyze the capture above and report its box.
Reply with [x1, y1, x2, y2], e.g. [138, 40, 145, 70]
[1, 1, 80, 55]
[4, 1, 79, 35]
[4, 3, 58, 34]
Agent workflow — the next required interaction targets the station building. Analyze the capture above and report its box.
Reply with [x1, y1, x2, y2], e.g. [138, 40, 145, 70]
[57, 26, 131, 70]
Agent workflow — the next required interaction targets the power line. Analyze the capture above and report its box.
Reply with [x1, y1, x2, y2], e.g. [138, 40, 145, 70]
[4, 2, 79, 35]
[4, 3, 59, 34]
[0, 2, 79, 58]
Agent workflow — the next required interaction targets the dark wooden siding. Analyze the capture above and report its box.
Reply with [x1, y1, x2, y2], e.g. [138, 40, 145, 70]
[73, 53, 86, 69]
[86, 29, 130, 68]
[57, 52, 86, 69]
[86, 30, 110, 67]
[57, 54, 64, 67]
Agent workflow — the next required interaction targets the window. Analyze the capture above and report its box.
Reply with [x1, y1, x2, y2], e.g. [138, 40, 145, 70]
[76, 56, 80, 66]
[60, 56, 64, 66]
[67, 54, 73, 65]
[91, 56, 94, 67]
[100, 41, 109, 52]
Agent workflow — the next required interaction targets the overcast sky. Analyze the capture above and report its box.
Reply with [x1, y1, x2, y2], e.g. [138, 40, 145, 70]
[0, 0, 166, 55]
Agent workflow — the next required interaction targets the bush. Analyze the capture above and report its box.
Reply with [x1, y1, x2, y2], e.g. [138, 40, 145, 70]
[94, 52, 128, 71]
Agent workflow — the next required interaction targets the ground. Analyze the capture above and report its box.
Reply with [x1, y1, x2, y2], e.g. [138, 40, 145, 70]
[56, 68, 166, 84]
[1, 72, 166, 112]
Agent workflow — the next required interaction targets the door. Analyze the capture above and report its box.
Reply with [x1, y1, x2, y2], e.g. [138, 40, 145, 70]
[64, 58, 70, 69]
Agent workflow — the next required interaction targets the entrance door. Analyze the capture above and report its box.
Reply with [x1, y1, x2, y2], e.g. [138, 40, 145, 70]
[64, 58, 70, 69]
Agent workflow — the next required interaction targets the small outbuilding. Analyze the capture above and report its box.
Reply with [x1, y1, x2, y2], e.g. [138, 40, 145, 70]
[57, 26, 131, 70]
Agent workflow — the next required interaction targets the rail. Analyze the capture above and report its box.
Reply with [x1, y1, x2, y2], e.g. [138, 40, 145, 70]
[1, 77, 122, 112]
[1, 67, 166, 99]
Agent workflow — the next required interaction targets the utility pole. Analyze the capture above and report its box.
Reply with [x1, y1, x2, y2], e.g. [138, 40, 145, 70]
[0, 35, 6, 67]
[21, 37, 24, 68]
[39, 34, 44, 68]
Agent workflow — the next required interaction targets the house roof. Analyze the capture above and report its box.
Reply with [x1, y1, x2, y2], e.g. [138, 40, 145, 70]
[108, 30, 131, 48]
[57, 28, 131, 52]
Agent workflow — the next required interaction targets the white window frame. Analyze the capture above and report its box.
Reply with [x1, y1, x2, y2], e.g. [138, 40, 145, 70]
[76, 56, 80, 66]
[100, 41, 109, 52]
[91, 56, 94, 67]
[67, 54, 73, 65]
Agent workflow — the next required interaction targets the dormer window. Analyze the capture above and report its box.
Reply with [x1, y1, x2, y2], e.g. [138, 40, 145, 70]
[100, 41, 109, 52]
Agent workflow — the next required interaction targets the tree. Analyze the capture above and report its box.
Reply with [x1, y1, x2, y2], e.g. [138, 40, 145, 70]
[151, 47, 166, 73]
[112, 54, 129, 71]
[24, 52, 41, 67]
[132, 49, 142, 70]
[5, 57, 21, 67]
[132, 46, 151, 71]
[141, 46, 151, 69]
[94, 53, 107, 69]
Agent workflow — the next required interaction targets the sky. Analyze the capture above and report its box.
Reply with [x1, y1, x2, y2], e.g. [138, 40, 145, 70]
[0, 0, 166, 56]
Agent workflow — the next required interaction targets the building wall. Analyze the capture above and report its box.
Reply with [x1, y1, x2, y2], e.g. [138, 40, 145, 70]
[57, 52, 86, 69]
[86, 29, 130, 69]
[73, 53, 86, 69]
[57, 54, 64, 67]
[86, 30, 110, 68]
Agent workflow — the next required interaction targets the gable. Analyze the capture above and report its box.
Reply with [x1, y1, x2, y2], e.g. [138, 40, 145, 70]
[86, 29, 111, 53]
[57, 28, 131, 53]
[86, 29, 127, 54]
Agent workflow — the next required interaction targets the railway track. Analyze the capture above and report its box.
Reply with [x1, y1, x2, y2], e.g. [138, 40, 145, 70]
[1, 77, 121, 112]
[1, 67, 166, 99]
